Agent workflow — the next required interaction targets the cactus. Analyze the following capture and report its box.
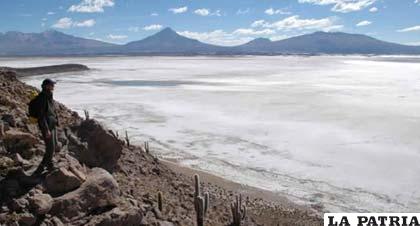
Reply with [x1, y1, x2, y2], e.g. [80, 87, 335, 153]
[83, 109, 90, 120]
[158, 191, 163, 212]
[231, 194, 246, 226]
[125, 130, 130, 147]
[144, 141, 150, 153]
[194, 174, 209, 226]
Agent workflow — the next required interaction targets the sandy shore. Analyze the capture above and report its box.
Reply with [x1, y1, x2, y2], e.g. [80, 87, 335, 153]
[163, 159, 315, 212]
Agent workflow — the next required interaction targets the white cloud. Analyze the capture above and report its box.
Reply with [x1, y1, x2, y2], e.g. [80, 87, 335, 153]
[233, 28, 275, 36]
[178, 30, 254, 46]
[52, 17, 95, 29]
[169, 6, 188, 14]
[236, 8, 250, 15]
[369, 7, 378, 12]
[415, 0, 420, 4]
[47, 11, 55, 15]
[74, 19, 96, 27]
[69, 0, 114, 13]
[356, 20, 372, 26]
[252, 15, 342, 31]
[264, 8, 291, 15]
[397, 25, 420, 32]
[143, 24, 163, 31]
[52, 17, 73, 29]
[107, 34, 128, 40]
[151, 13, 159, 16]
[251, 20, 267, 28]
[194, 8, 221, 16]
[298, 0, 376, 13]
[194, 8, 210, 16]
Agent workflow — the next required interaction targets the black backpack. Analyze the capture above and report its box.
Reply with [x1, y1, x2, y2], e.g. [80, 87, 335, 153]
[28, 94, 42, 119]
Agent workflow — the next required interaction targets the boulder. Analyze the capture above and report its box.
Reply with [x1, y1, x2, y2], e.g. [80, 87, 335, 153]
[3, 130, 38, 158]
[72, 119, 123, 172]
[45, 167, 83, 195]
[45, 154, 87, 195]
[29, 193, 53, 215]
[50, 168, 120, 222]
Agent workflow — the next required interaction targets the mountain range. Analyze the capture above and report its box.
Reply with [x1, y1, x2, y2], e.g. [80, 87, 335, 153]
[1, 27, 419, 56]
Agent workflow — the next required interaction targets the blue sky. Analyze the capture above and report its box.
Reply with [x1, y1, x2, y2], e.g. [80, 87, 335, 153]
[0, 0, 419, 46]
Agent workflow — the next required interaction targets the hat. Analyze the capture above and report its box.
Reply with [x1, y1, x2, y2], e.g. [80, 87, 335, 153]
[42, 78, 56, 87]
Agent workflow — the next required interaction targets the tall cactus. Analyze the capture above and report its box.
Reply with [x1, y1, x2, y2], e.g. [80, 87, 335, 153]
[231, 194, 246, 226]
[157, 191, 163, 212]
[194, 174, 209, 226]
[83, 109, 90, 120]
[125, 130, 130, 147]
[144, 141, 150, 153]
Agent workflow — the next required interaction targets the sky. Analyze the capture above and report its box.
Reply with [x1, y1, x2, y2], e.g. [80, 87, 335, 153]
[0, 0, 419, 46]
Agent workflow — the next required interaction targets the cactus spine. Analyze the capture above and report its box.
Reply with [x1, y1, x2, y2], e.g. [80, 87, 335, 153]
[194, 174, 209, 226]
[231, 194, 246, 226]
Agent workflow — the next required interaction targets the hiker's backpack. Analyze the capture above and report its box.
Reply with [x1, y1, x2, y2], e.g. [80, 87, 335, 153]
[28, 91, 41, 123]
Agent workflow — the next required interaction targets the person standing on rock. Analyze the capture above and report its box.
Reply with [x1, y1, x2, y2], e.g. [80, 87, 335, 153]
[33, 78, 59, 174]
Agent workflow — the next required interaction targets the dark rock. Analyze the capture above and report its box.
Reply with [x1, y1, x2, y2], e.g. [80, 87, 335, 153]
[2, 114, 16, 127]
[17, 212, 36, 226]
[45, 154, 87, 195]
[45, 167, 83, 195]
[2, 178, 21, 197]
[29, 193, 53, 215]
[3, 130, 38, 158]
[57, 129, 68, 146]
[50, 168, 120, 222]
[73, 119, 123, 172]
[10, 197, 29, 212]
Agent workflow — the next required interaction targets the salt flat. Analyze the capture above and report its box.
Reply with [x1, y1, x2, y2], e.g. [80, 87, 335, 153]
[3, 55, 420, 212]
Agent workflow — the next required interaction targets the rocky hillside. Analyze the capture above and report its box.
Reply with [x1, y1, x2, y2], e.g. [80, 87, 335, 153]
[0, 69, 322, 226]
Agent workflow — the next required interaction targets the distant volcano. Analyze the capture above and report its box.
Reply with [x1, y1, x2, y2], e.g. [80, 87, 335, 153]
[1, 28, 420, 56]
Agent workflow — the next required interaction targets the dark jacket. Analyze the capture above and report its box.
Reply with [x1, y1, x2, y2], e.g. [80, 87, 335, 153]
[37, 90, 58, 133]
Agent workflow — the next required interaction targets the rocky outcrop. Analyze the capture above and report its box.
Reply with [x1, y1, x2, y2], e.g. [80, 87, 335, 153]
[0, 70, 143, 226]
[2, 64, 89, 77]
[45, 154, 86, 195]
[3, 130, 38, 158]
[71, 119, 123, 172]
[50, 168, 120, 222]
